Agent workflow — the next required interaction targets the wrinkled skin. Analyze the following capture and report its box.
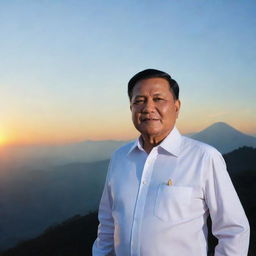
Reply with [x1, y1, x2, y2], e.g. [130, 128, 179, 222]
[130, 78, 181, 153]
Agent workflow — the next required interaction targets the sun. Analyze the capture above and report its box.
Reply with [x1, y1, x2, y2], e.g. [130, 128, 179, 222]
[0, 133, 7, 146]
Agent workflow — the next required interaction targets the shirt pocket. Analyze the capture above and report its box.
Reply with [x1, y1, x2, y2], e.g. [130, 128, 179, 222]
[154, 184, 193, 222]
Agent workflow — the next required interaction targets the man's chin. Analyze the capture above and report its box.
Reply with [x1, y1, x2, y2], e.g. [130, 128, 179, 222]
[136, 126, 173, 141]
[139, 129, 162, 137]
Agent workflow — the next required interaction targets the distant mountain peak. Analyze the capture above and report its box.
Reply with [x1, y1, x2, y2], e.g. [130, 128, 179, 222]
[201, 122, 240, 133]
[210, 121, 233, 128]
[191, 122, 256, 153]
[214, 121, 227, 125]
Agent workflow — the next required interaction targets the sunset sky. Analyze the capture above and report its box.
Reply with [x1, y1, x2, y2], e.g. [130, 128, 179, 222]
[0, 0, 256, 146]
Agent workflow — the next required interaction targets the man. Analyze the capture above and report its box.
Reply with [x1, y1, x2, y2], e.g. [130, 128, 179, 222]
[92, 69, 250, 256]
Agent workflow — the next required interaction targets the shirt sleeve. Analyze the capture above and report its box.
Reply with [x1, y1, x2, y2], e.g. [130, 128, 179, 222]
[92, 157, 115, 256]
[204, 150, 250, 256]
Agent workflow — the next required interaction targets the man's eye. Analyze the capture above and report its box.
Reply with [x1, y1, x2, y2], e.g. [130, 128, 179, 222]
[134, 100, 144, 104]
[154, 98, 164, 101]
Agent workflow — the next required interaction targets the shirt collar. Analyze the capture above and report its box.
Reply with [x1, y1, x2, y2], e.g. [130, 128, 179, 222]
[159, 126, 182, 157]
[127, 126, 182, 157]
[127, 136, 144, 155]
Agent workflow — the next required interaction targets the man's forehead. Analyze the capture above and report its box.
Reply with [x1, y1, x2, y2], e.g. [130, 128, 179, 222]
[132, 78, 171, 96]
[133, 92, 165, 98]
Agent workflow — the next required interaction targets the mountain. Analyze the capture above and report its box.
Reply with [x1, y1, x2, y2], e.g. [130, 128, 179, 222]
[223, 146, 256, 173]
[1, 147, 255, 256]
[0, 122, 255, 251]
[190, 122, 256, 153]
[1, 122, 254, 177]
[0, 160, 109, 251]
[0, 140, 128, 177]
[0, 213, 99, 256]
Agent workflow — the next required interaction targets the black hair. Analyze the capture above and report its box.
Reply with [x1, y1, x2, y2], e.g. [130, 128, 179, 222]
[128, 68, 179, 101]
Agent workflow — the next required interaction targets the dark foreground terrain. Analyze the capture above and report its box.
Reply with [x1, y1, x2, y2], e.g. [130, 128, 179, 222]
[1, 147, 255, 256]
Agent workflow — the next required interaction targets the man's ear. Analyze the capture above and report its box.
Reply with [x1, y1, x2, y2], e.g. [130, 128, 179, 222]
[175, 100, 181, 117]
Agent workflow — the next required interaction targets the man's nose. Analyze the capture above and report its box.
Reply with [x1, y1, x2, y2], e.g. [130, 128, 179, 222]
[142, 99, 155, 113]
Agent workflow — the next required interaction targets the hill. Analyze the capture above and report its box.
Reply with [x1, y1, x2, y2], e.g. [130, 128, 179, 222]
[1, 147, 255, 256]
[0, 213, 98, 256]
[2, 122, 255, 178]
[1, 122, 255, 179]
[190, 122, 256, 153]
[224, 146, 256, 173]
[0, 140, 127, 177]
[0, 160, 109, 251]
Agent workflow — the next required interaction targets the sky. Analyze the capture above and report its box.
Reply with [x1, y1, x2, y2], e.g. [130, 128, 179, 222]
[0, 0, 256, 146]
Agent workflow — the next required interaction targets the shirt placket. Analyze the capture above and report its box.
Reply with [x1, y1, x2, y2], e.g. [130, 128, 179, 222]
[130, 149, 157, 256]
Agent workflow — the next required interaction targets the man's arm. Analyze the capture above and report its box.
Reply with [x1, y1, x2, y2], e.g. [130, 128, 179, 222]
[92, 159, 115, 256]
[204, 150, 250, 256]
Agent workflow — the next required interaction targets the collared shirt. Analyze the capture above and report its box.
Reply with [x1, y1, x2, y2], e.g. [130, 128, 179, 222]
[92, 127, 250, 256]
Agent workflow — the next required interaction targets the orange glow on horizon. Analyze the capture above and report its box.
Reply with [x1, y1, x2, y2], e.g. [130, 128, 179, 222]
[0, 133, 7, 146]
[1, 119, 255, 147]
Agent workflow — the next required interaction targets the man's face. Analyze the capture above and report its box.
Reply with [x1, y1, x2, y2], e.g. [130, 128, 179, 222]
[130, 78, 180, 142]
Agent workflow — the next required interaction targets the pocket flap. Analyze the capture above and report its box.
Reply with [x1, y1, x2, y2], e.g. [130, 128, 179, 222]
[155, 184, 193, 222]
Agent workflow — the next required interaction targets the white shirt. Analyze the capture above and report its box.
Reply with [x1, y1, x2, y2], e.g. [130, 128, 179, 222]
[92, 127, 250, 256]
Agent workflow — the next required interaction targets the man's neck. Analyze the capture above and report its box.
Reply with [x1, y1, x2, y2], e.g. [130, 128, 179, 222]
[141, 135, 166, 154]
[140, 127, 175, 154]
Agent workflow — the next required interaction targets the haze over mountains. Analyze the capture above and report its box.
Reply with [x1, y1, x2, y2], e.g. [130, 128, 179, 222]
[0, 140, 127, 177]
[1, 146, 255, 255]
[0, 122, 255, 251]
[1, 122, 255, 177]
[0, 160, 109, 251]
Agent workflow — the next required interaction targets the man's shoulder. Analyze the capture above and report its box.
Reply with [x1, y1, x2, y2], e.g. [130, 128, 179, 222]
[181, 135, 221, 158]
[111, 140, 136, 158]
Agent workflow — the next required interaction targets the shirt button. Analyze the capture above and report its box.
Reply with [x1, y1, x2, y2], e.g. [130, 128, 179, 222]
[143, 180, 146, 184]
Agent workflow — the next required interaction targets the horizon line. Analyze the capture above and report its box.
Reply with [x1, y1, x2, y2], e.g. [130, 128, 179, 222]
[1, 122, 255, 147]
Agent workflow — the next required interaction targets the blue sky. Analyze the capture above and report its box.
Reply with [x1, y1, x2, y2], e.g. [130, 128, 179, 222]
[0, 0, 255, 145]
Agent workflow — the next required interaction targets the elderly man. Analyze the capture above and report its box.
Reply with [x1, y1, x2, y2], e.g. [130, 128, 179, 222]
[92, 69, 250, 256]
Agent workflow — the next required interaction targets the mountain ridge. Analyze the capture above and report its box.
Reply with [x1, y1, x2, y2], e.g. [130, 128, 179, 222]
[1, 122, 255, 177]
[1, 146, 255, 256]
[190, 122, 256, 153]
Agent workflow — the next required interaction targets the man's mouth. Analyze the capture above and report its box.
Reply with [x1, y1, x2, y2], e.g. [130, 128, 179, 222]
[141, 118, 160, 122]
